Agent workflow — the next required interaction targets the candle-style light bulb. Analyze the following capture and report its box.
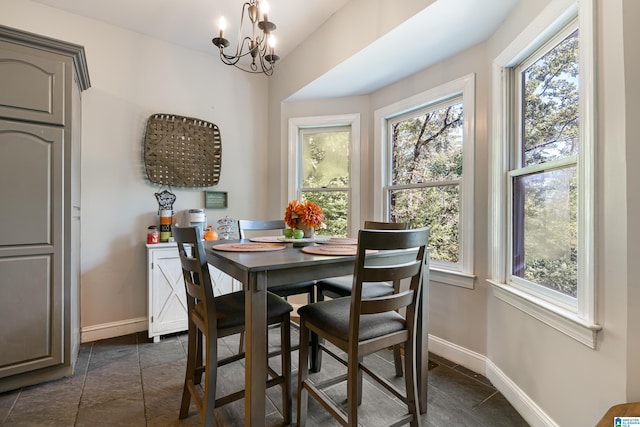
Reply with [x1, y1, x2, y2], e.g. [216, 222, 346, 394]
[261, 0, 269, 21]
[269, 35, 276, 53]
[218, 16, 227, 38]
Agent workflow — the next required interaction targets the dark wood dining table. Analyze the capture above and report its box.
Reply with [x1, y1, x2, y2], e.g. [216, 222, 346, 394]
[205, 239, 430, 426]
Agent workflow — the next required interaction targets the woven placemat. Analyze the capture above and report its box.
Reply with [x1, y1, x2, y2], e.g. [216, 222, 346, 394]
[212, 242, 285, 252]
[301, 245, 377, 256]
[144, 113, 222, 187]
[319, 237, 358, 245]
[249, 236, 283, 243]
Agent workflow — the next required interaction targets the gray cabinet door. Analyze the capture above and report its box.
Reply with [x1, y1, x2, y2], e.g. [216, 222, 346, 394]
[0, 40, 65, 126]
[0, 120, 64, 377]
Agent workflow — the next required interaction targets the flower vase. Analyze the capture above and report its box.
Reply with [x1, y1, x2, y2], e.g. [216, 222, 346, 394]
[298, 223, 315, 238]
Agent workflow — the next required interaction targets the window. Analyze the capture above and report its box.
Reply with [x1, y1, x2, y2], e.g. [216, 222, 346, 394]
[510, 25, 579, 309]
[374, 74, 475, 288]
[388, 100, 463, 264]
[489, 0, 600, 347]
[288, 114, 360, 237]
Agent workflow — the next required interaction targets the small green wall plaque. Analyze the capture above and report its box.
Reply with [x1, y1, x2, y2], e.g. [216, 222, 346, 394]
[205, 191, 228, 209]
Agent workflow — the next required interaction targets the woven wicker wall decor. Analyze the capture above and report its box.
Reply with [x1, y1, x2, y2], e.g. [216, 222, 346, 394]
[143, 113, 222, 187]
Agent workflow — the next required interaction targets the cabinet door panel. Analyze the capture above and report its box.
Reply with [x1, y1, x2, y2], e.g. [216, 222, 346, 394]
[0, 122, 63, 246]
[150, 249, 188, 337]
[0, 255, 62, 377]
[0, 41, 65, 125]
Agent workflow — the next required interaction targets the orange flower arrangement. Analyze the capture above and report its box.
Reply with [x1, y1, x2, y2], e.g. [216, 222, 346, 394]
[284, 200, 325, 229]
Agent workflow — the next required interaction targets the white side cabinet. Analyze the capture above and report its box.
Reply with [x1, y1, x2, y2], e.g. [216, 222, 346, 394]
[146, 242, 239, 342]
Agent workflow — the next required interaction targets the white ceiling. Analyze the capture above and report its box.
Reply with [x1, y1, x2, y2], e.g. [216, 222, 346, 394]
[32, 0, 351, 60]
[33, 0, 519, 100]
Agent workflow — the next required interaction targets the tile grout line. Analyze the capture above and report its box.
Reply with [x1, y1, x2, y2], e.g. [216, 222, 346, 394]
[0, 389, 21, 427]
[472, 390, 500, 410]
[135, 334, 150, 427]
[73, 341, 94, 426]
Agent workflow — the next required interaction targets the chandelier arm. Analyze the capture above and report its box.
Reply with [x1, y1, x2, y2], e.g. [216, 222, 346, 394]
[218, 50, 242, 67]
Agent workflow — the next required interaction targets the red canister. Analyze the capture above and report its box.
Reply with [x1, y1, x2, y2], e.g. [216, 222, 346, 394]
[147, 226, 160, 244]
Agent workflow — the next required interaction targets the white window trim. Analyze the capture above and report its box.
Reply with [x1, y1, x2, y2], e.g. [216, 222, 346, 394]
[488, 0, 601, 348]
[374, 74, 476, 289]
[288, 114, 361, 237]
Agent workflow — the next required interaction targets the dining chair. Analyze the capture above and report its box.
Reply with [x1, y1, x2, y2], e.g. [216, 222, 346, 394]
[297, 227, 430, 427]
[312, 220, 409, 374]
[237, 219, 316, 305]
[172, 225, 293, 426]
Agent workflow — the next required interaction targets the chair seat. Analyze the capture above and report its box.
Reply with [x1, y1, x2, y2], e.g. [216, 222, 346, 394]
[316, 275, 394, 299]
[298, 297, 406, 343]
[197, 291, 293, 330]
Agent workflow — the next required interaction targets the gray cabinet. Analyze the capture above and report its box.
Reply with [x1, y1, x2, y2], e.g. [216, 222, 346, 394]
[0, 26, 90, 392]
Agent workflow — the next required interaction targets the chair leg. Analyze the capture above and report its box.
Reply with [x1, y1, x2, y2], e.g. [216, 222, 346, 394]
[391, 279, 405, 378]
[310, 290, 324, 373]
[357, 356, 363, 406]
[179, 323, 198, 419]
[393, 344, 404, 377]
[297, 320, 311, 427]
[347, 351, 360, 426]
[202, 327, 218, 426]
[238, 331, 245, 354]
[280, 315, 292, 425]
[194, 331, 204, 385]
[310, 329, 323, 373]
[403, 340, 420, 427]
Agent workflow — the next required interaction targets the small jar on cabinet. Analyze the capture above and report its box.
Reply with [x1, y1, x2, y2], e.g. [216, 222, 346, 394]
[147, 226, 160, 244]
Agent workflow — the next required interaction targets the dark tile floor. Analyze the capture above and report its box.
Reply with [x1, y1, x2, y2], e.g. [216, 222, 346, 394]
[0, 329, 529, 427]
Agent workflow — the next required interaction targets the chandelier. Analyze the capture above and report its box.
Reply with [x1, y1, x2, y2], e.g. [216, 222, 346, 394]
[211, 1, 280, 76]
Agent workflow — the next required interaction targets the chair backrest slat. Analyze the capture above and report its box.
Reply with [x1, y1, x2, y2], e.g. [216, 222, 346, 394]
[238, 219, 285, 238]
[363, 220, 408, 231]
[360, 290, 414, 315]
[361, 262, 422, 283]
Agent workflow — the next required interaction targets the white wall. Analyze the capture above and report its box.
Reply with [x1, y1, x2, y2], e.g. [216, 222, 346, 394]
[1, 0, 271, 339]
[622, 0, 640, 401]
[271, 0, 639, 426]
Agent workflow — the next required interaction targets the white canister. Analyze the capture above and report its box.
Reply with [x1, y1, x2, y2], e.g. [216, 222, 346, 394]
[188, 209, 206, 237]
[188, 209, 205, 223]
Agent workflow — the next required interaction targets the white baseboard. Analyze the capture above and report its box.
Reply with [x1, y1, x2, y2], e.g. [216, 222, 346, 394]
[81, 317, 147, 343]
[428, 334, 487, 375]
[429, 334, 557, 427]
[485, 359, 559, 427]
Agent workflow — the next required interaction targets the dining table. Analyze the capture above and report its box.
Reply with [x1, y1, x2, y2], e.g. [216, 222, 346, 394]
[205, 238, 430, 426]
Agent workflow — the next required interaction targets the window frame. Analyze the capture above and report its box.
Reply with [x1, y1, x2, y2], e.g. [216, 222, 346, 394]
[374, 74, 476, 289]
[288, 114, 361, 237]
[488, 0, 601, 348]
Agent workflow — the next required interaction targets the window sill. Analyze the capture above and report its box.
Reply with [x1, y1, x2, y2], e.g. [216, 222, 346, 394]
[430, 268, 476, 289]
[488, 280, 602, 349]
